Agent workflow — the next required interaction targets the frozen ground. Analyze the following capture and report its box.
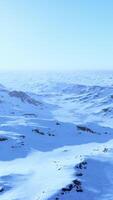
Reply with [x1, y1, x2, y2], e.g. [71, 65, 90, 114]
[0, 71, 113, 200]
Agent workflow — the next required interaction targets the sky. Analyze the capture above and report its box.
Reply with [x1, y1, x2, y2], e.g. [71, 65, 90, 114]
[0, 0, 113, 71]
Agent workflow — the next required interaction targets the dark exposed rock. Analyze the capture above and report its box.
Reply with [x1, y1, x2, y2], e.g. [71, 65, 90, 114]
[76, 188, 83, 192]
[19, 135, 26, 139]
[77, 125, 95, 134]
[56, 122, 60, 125]
[68, 184, 73, 190]
[76, 161, 87, 169]
[0, 186, 4, 192]
[102, 108, 111, 112]
[61, 179, 83, 195]
[32, 128, 45, 135]
[73, 179, 81, 186]
[62, 184, 73, 192]
[62, 187, 69, 192]
[104, 132, 108, 134]
[0, 137, 8, 142]
[103, 148, 108, 153]
[21, 142, 24, 146]
[48, 133, 55, 137]
[9, 91, 40, 106]
[73, 179, 83, 192]
[76, 172, 83, 177]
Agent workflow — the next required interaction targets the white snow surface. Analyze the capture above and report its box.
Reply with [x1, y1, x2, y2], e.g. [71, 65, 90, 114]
[0, 71, 113, 200]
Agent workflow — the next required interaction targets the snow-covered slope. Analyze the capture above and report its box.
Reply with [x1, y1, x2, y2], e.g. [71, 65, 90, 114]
[0, 80, 113, 200]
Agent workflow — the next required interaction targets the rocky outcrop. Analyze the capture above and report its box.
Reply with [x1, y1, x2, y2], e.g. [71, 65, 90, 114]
[9, 91, 40, 106]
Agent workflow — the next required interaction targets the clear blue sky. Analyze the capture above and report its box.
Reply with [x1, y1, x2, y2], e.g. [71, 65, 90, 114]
[0, 0, 113, 71]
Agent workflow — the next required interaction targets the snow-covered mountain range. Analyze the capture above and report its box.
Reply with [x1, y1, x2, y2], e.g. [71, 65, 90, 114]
[0, 73, 113, 200]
